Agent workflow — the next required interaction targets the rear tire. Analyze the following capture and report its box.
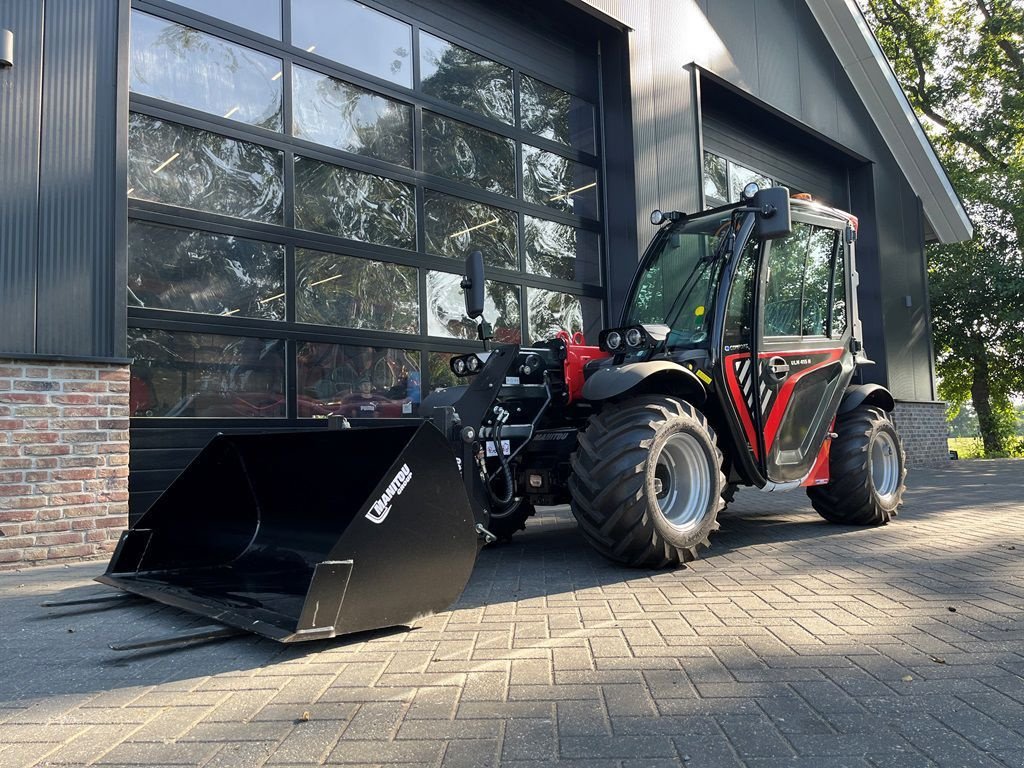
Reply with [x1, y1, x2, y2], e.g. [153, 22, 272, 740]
[808, 405, 906, 525]
[569, 396, 726, 568]
[486, 498, 536, 541]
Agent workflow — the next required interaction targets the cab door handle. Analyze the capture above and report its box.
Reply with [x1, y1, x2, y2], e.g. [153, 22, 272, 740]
[767, 356, 790, 379]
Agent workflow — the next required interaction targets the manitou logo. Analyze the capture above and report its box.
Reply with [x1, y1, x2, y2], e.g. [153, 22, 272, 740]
[365, 463, 413, 524]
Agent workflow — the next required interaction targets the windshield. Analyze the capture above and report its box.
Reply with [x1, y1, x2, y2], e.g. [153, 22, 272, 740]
[625, 210, 740, 350]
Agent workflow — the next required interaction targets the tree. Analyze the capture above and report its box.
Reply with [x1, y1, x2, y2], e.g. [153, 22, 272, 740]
[862, 0, 1024, 454]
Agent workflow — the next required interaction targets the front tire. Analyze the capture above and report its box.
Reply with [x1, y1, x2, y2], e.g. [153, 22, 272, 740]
[486, 498, 537, 541]
[568, 396, 726, 568]
[807, 405, 906, 525]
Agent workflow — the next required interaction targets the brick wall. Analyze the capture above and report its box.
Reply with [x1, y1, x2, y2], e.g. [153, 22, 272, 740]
[0, 358, 130, 569]
[892, 400, 950, 467]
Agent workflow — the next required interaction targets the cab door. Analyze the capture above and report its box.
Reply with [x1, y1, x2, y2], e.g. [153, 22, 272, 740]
[754, 216, 856, 484]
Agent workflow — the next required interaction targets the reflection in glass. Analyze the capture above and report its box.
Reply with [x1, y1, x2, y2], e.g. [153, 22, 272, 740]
[291, 0, 412, 87]
[426, 272, 521, 344]
[422, 113, 515, 196]
[169, 0, 281, 39]
[427, 351, 460, 392]
[424, 191, 517, 270]
[520, 75, 595, 153]
[128, 222, 284, 320]
[297, 341, 420, 418]
[296, 248, 418, 333]
[128, 113, 284, 224]
[292, 66, 412, 167]
[130, 11, 282, 130]
[764, 222, 811, 337]
[524, 217, 600, 282]
[294, 156, 415, 249]
[522, 145, 599, 218]
[128, 329, 285, 417]
[419, 31, 514, 124]
[804, 226, 838, 337]
[703, 152, 728, 203]
[526, 288, 602, 344]
[730, 162, 772, 203]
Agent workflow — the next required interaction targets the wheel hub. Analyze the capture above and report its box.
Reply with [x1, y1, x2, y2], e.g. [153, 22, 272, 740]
[653, 432, 712, 532]
[870, 431, 900, 501]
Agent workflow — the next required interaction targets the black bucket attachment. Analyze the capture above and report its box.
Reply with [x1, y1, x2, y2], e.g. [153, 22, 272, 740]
[98, 423, 478, 643]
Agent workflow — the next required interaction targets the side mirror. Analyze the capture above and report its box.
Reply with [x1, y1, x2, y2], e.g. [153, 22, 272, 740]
[461, 250, 485, 320]
[753, 187, 792, 240]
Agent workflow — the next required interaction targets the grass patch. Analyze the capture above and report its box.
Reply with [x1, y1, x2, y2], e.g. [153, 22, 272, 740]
[948, 436, 985, 459]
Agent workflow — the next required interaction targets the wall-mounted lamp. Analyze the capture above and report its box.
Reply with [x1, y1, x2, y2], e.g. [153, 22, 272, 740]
[0, 29, 13, 68]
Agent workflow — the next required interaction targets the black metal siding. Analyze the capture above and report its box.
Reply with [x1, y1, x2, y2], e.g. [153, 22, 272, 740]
[0, 0, 123, 361]
[0, 1, 43, 356]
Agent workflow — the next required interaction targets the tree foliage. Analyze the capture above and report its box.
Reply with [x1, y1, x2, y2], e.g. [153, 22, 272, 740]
[863, 0, 1024, 454]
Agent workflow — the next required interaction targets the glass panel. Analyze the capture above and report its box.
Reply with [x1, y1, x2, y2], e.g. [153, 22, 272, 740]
[722, 239, 762, 350]
[294, 156, 415, 249]
[703, 152, 728, 203]
[168, 0, 281, 38]
[427, 351, 460, 392]
[526, 288, 602, 344]
[803, 226, 838, 337]
[292, 66, 412, 166]
[419, 31, 513, 124]
[426, 272, 521, 344]
[296, 341, 420, 418]
[764, 222, 811, 337]
[831, 242, 848, 338]
[422, 112, 515, 196]
[130, 11, 282, 130]
[128, 221, 284, 320]
[522, 145, 599, 218]
[128, 329, 285, 417]
[291, 0, 412, 87]
[423, 191, 517, 270]
[128, 113, 284, 224]
[524, 217, 600, 282]
[520, 75, 595, 153]
[729, 161, 772, 203]
[296, 248, 418, 333]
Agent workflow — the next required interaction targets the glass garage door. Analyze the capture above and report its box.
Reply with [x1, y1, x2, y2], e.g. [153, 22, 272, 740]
[125, 0, 604, 426]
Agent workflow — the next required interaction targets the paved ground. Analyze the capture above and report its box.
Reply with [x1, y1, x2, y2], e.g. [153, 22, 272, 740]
[1, 461, 1023, 767]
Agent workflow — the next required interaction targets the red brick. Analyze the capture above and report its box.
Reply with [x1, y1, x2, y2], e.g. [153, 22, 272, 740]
[62, 431, 109, 443]
[0, 496, 47, 510]
[62, 369, 99, 380]
[106, 454, 130, 467]
[0, 510, 36, 523]
[1, 393, 48, 404]
[0, 458, 32, 469]
[50, 494, 96, 506]
[62, 407, 106, 417]
[85, 530, 107, 542]
[0, 535, 35, 550]
[107, 382, 130, 393]
[60, 456, 103, 468]
[97, 419, 129, 430]
[0, 367, 24, 377]
[25, 367, 49, 378]
[12, 431, 58, 444]
[25, 471, 50, 482]
[97, 467, 129, 479]
[35, 532, 83, 546]
[0, 419, 24, 430]
[47, 543, 94, 560]
[51, 419, 97, 430]
[21, 520, 73, 534]
[54, 469, 98, 481]
[61, 382, 106, 393]
[95, 515, 128, 528]
[14, 380, 60, 392]
[0, 484, 32, 496]
[53, 394, 95, 405]
[0, 471, 24, 483]
[36, 481, 82, 494]
[34, 458, 58, 469]
[71, 518, 96, 531]
[96, 396, 125, 406]
[23, 445, 71, 456]
[14, 406, 61, 417]
[0, 549, 24, 563]
[99, 369, 130, 382]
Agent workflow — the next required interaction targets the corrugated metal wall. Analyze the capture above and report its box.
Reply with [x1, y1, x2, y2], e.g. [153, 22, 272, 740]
[580, 0, 936, 402]
[0, 0, 124, 360]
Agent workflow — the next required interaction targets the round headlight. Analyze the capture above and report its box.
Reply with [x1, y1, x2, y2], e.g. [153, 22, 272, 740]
[466, 355, 482, 373]
[741, 181, 760, 200]
[453, 357, 467, 375]
[625, 327, 644, 347]
[605, 331, 622, 351]
[650, 209, 665, 226]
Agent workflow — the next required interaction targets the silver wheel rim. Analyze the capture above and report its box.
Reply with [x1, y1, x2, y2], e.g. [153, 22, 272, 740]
[870, 430, 900, 501]
[653, 432, 713, 532]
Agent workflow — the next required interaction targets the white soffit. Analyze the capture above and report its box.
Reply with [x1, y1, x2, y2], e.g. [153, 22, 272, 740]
[804, 0, 973, 242]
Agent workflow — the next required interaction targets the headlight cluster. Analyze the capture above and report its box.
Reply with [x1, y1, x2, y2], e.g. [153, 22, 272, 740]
[599, 326, 650, 353]
[450, 353, 487, 377]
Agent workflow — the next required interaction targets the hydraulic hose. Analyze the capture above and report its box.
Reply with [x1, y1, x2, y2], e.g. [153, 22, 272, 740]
[488, 418, 515, 506]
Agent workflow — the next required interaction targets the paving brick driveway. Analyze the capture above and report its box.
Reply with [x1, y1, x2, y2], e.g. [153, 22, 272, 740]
[1, 461, 1023, 767]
